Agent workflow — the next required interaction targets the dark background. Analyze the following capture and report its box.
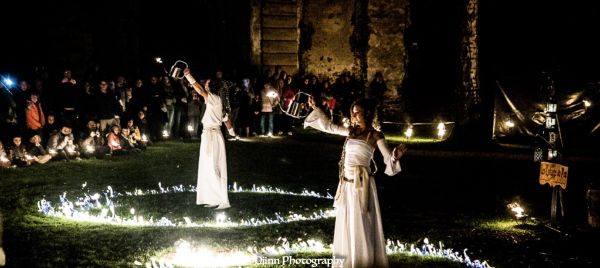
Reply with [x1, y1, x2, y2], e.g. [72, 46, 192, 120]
[0, 0, 251, 80]
[1, 0, 600, 88]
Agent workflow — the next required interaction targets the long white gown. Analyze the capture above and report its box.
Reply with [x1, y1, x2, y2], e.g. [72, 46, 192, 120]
[197, 92, 230, 209]
[305, 108, 401, 268]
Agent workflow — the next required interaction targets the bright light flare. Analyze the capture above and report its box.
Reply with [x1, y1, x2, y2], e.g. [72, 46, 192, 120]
[507, 202, 526, 219]
[436, 123, 446, 138]
[155, 57, 163, 64]
[504, 120, 515, 128]
[404, 126, 413, 138]
[187, 125, 194, 132]
[583, 99, 591, 108]
[2, 78, 14, 87]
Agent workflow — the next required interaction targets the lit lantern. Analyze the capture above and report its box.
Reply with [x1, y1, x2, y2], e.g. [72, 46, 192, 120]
[404, 126, 413, 138]
[436, 123, 446, 139]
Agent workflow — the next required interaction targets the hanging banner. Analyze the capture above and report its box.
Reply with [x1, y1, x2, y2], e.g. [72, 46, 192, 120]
[539, 161, 568, 189]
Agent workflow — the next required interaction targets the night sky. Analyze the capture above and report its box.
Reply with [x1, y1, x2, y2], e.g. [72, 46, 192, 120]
[1, 0, 600, 88]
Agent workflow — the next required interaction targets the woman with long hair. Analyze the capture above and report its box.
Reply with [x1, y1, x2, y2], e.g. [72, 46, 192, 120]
[305, 97, 407, 267]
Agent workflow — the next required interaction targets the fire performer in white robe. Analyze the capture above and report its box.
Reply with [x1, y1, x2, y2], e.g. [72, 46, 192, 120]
[184, 68, 231, 209]
[305, 97, 406, 268]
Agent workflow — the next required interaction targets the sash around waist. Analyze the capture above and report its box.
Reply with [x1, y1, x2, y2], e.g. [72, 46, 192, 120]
[202, 126, 221, 132]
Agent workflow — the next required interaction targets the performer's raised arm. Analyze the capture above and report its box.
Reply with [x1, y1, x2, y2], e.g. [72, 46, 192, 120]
[372, 131, 407, 176]
[184, 68, 209, 99]
[304, 96, 349, 136]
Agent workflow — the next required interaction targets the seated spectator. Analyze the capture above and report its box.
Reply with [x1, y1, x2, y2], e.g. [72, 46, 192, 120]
[79, 119, 109, 159]
[9, 136, 33, 167]
[136, 111, 150, 144]
[107, 125, 127, 155]
[125, 119, 146, 150]
[47, 125, 80, 160]
[0, 141, 12, 169]
[120, 127, 143, 153]
[42, 114, 59, 146]
[28, 135, 52, 164]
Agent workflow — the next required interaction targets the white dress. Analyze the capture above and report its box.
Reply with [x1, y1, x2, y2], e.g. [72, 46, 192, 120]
[197, 92, 230, 209]
[305, 108, 401, 268]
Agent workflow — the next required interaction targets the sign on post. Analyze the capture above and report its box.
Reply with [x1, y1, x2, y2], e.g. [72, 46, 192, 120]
[539, 161, 568, 189]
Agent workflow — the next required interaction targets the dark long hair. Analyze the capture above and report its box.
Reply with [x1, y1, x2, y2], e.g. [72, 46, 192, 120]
[350, 98, 380, 131]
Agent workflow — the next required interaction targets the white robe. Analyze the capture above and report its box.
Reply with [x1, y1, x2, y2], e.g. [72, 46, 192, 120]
[304, 108, 401, 268]
[197, 92, 230, 209]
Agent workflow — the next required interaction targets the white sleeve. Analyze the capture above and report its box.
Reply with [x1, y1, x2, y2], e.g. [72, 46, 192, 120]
[303, 107, 349, 136]
[376, 139, 401, 176]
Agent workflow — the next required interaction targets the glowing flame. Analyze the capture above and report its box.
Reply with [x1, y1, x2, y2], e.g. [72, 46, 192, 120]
[504, 120, 515, 128]
[187, 124, 194, 132]
[162, 130, 170, 138]
[436, 123, 446, 139]
[404, 126, 413, 138]
[583, 99, 591, 107]
[141, 134, 148, 142]
[507, 202, 526, 219]
[155, 57, 163, 64]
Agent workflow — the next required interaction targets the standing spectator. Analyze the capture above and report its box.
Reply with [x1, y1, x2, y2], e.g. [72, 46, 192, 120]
[95, 80, 121, 133]
[0, 83, 18, 145]
[186, 91, 203, 139]
[25, 92, 45, 139]
[260, 82, 279, 137]
[235, 79, 253, 137]
[58, 69, 79, 127]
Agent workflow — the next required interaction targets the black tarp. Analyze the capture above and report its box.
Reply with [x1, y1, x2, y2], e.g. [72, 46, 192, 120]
[492, 80, 600, 148]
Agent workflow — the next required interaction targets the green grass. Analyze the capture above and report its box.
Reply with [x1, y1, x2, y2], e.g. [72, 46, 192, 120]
[3, 131, 591, 267]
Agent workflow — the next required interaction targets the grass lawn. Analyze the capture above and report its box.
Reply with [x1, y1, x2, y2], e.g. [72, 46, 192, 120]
[0, 129, 598, 267]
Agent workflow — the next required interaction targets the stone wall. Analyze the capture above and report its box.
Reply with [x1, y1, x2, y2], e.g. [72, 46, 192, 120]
[299, 0, 357, 79]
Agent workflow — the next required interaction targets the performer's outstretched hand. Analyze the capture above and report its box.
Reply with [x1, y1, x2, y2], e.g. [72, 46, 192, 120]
[394, 143, 407, 159]
[308, 96, 317, 109]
